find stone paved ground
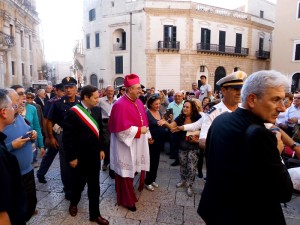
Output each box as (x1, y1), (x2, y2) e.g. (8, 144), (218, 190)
(28, 150), (300, 225)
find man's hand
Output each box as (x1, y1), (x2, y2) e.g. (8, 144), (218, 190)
(171, 126), (183, 133)
(12, 137), (30, 149)
(69, 159), (78, 168)
(100, 151), (105, 160)
(141, 126), (148, 134)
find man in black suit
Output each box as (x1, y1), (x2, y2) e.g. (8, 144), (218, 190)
(44, 85), (55, 104)
(63, 85), (109, 225)
(198, 70), (294, 225)
(34, 89), (46, 112)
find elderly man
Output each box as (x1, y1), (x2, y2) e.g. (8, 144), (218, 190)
(98, 85), (117, 171)
(198, 70), (293, 225)
(0, 90), (27, 225)
(109, 74), (150, 211)
(3, 88), (38, 222)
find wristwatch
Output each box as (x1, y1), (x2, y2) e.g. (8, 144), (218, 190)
(291, 142), (300, 150)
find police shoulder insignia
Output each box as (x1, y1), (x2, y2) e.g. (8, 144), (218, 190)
(207, 106), (216, 115)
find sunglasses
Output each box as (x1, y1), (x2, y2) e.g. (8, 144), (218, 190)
(294, 97), (300, 100)
(17, 91), (25, 96)
(26, 96), (34, 99)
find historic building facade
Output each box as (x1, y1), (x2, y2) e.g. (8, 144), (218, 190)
(81, 0), (274, 91)
(271, 0), (300, 92)
(0, 0), (43, 88)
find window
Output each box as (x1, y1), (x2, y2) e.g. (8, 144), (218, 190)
(115, 56), (123, 74)
(10, 24), (14, 37)
(235, 33), (242, 53)
(260, 10), (264, 18)
(86, 34), (90, 49)
(298, 1), (300, 19)
(29, 35), (32, 50)
(11, 61), (15, 75)
(163, 25), (177, 48)
(294, 42), (300, 61)
(219, 31), (226, 52)
(20, 30), (24, 47)
(259, 37), (264, 53)
(89, 9), (96, 21)
(201, 28), (211, 50)
(95, 32), (100, 47)
(30, 65), (33, 76)
(22, 63), (25, 76)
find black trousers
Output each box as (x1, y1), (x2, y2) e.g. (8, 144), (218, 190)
(70, 160), (101, 219)
(22, 169), (37, 222)
(145, 141), (163, 185)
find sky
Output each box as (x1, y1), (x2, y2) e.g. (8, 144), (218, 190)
(35, 0), (277, 62)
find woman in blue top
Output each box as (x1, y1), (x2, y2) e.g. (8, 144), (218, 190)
(144, 95), (167, 191)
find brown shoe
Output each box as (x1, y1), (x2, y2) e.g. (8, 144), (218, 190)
(90, 216), (109, 225)
(69, 204), (77, 217)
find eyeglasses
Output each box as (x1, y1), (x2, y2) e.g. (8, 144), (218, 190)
(26, 96), (34, 99)
(12, 104), (18, 110)
(17, 92), (25, 96)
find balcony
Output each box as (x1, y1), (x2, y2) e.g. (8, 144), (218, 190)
(0, 31), (15, 49)
(158, 41), (180, 52)
(113, 43), (126, 51)
(255, 50), (270, 60)
(196, 43), (249, 56)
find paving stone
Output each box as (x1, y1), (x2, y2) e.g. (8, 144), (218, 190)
(107, 216), (140, 225)
(37, 192), (65, 209)
(126, 201), (160, 221)
(183, 206), (205, 224)
(157, 204), (184, 224)
(176, 191), (195, 207)
(139, 188), (175, 204)
(100, 197), (128, 217)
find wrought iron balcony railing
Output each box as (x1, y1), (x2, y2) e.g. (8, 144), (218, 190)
(255, 50), (270, 59)
(158, 41), (180, 52)
(196, 43), (249, 56)
(0, 31), (15, 48)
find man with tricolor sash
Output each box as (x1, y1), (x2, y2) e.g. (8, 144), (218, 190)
(63, 85), (109, 225)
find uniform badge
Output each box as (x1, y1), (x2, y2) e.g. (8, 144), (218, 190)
(207, 106), (216, 114)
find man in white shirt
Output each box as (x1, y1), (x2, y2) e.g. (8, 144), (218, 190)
(98, 85), (116, 171)
(199, 75), (212, 102)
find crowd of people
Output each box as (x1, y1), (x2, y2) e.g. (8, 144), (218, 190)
(1, 69), (300, 225)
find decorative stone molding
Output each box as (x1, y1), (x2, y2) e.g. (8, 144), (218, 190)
(160, 18), (176, 26)
(198, 21), (211, 29)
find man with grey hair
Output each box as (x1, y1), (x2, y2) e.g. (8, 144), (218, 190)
(97, 85), (116, 171)
(198, 70), (294, 225)
(34, 88), (46, 111)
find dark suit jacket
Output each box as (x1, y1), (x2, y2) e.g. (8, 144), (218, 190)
(62, 103), (104, 164)
(34, 97), (44, 112)
(44, 92), (55, 104)
(198, 107), (293, 225)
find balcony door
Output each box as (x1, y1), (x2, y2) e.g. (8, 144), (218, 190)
(235, 33), (242, 53)
(201, 28), (211, 50)
(164, 25), (177, 48)
(219, 31), (226, 52)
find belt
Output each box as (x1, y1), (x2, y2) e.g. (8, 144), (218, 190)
(102, 118), (109, 123)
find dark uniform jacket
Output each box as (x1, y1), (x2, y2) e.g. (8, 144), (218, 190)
(0, 132), (27, 225)
(62, 103), (105, 164)
(198, 107), (293, 225)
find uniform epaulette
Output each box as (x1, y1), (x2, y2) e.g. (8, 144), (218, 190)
(207, 106), (216, 115)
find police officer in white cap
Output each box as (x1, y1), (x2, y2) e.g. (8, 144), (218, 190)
(178, 71), (247, 150)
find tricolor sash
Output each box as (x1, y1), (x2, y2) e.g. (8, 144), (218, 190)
(71, 104), (99, 138)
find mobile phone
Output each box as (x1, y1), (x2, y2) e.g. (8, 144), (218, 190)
(22, 132), (33, 139)
(166, 108), (173, 117)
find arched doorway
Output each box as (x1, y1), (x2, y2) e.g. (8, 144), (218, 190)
(90, 74), (98, 88)
(214, 66), (226, 92)
(292, 73), (300, 93)
(114, 77), (125, 88)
